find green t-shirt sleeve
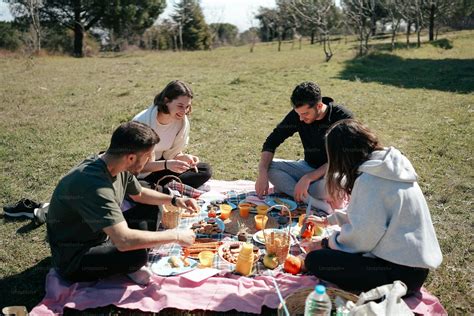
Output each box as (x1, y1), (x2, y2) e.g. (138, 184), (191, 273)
(76, 186), (125, 232)
(126, 173), (142, 196)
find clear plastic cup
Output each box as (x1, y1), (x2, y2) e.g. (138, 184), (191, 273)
(198, 251), (214, 268)
(256, 205), (269, 215)
(254, 215), (268, 230)
(239, 203), (251, 218)
(219, 204), (232, 220)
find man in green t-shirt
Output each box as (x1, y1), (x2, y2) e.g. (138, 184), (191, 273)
(47, 121), (198, 284)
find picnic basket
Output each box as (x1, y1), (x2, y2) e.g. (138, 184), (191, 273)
(262, 205), (292, 264)
(277, 286), (358, 315)
(155, 175), (183, 229)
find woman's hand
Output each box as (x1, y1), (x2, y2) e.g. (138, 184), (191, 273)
(300, 238), (324, 253)
(166, 159), (191, 173)
(175, 154), (199, 170)
(306, 215), (329, 228)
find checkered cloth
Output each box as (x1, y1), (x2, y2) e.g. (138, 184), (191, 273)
(165, 180), (206, 198)
(148, 200), (306, 275)
(225, 191), (330, 217)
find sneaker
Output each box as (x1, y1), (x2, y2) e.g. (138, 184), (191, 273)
(33, 203), (50, 226)
(3, 198), (42, 219)
(127, 265), (153, 285)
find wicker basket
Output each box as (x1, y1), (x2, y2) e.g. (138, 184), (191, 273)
(156, 175), (183, 229)
(277, 287), (358, 316)
(262, 205), (292, 264)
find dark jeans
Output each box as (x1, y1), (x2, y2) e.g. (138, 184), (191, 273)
(66, 203), (160, 282)
(305, 249), (429, 295)
(143, 162), (212, 189)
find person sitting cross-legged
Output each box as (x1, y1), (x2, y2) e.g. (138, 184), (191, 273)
(255, 81), (353, 211)
(47, 121), (197, 284)
(303, 119), (442, 295)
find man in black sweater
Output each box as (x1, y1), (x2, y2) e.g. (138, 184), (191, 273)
(255, 82), (353, 210)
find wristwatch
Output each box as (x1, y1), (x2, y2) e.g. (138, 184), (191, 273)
(171, 196), (177, 206)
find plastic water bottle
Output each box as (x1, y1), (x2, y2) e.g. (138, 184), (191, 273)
(304, 284), (332, 316)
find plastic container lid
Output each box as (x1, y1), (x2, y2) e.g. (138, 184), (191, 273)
(315, 284), (326, 295)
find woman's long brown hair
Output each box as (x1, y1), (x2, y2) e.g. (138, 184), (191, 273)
(325, 119), (383, 201)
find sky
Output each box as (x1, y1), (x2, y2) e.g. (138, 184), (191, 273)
(0, 0), (277, 31)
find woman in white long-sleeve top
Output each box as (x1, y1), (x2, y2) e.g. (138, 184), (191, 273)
(133, 80), (212, 189)
(304, 119), (442, 295)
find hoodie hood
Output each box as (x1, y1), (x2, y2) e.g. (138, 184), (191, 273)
(358, 147), (418, 182)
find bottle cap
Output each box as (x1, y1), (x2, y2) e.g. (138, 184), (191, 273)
(315, 284), (326, 295)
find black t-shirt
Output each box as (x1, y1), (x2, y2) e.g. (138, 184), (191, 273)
(262, 97), (353, 168)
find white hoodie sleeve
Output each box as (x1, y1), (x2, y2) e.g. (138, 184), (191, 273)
(328, 174), (389, 253)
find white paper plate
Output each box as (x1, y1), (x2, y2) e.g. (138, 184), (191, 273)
(218, 241), (261, 265)
(253, 229), (296, 245)
(151, 256), (198, 276)
(264, 197), (297, 211)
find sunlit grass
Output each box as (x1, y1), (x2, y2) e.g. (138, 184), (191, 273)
(0, 30), (472, 314)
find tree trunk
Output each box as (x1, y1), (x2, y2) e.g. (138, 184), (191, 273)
(415, 18), (421, 48)
(371, 13), (377, 36)
(323, 36), (333, 62)
(73, 3), (84, 57)
(391, 28), (396, 51)
(406, 21), (411, 48)
(311, 30), (315, 44)
(429, 4), (435, 41)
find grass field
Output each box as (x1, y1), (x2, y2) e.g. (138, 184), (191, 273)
(0, 30), (473, 314)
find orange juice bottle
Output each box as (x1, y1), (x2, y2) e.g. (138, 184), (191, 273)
(235, 243), (254, 276)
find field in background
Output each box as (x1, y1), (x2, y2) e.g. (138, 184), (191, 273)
(0, 31), (472, 314)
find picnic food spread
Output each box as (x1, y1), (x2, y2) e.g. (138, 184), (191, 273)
(153, 196), (323, 278)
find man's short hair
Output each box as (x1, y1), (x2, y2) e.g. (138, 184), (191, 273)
(290, 81), (322, 108)
(106, 121), (159, 156)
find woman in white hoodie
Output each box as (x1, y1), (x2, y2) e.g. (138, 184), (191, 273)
(133, 80), (212, 189)
(304, 119), (442, 294)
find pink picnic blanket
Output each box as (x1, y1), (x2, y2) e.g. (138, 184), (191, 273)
(31, 269), (318, 314)
(31, 180), (447, 315)
(31, 268), (446, 315)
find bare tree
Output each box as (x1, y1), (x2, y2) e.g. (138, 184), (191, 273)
(8, 0), (43, 53)
(425, 0), (458, 41)
(381, 0), (402, 50)
(246, 12), (259, 52)
(287, 0), (338, 61)
(342, 0), (376, 56)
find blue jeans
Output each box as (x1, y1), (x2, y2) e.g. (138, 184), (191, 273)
(268, 159), (328, 201)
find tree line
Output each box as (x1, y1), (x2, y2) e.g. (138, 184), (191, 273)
(0, 0), (472, 58)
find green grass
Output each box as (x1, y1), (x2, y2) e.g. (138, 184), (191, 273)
(0, 30), (473, 314)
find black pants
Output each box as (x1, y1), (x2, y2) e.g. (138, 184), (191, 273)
(143, 162), (212, 189)
(305, 249), (429, 295)
(65, 203), (160, 282)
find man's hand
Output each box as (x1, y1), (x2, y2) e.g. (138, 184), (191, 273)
(294, 176), (311, 202)
(175, 229), (196, 247)
(176, 197), (199, 213)
(255, 172), (270, 198)
(166, 159), (190, 173)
